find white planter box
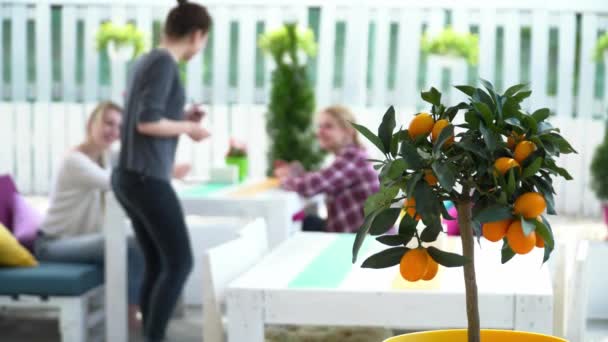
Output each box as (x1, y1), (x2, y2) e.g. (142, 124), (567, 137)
(107, 41), (134, 61)
(427, 54), (468, 69)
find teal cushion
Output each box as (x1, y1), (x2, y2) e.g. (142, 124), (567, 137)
(0, 262), (103, 296)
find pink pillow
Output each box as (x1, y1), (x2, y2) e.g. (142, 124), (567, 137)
(11, 193), (42, 251)
(0, 175), (17, 228)
(443, 206), (460, 236)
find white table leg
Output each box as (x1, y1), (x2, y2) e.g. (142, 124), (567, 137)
(514, 294), (553, 334)
(104, 193), (127, 342)
(226, 289), (265, 342)
(59, 297), (87, 342)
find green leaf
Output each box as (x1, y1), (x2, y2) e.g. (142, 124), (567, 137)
(391, 131), (400, 157)
(521, 216), (537, 236)
(432, 160), (456, 192)
(433, 124), (454, 155)
(421, 87), (442, 106)
(376, 234), (411, 247)
(538, 121), (554, 133)
(546, 161), (574, 180)
(420, 226), (440, 242)
(506, 168), (517, 195)
(474, 102), (493, 126)
(399, 215), (418, 235)
(479, 122), (498, 151)
(464, 110), (481, 129)
(378, 106), (396, 153)
(532, 108), (551, 123)
(351, 122), (385, 154)
(522, 157), (543, 179)
(370, 208), (402, 235)
(352, 211), (379, 263)
(458, 138), (489, 159)
(364, 185), (400, 216)
(548, 133), (578, 154)
(413, 182), (441, 218)
(361, 247), (408, 269)
(521, 115), (538, 134)
(400, 141), (424, 169)
(473, 88), (495, 109)
(501, 239), (516, 264)
(505, 117), (524, 130)
(406, 172), (423, 198)
(512, 90), (532, 103)
(474, 204), (513, 223)
(455, 85), (475, 97)
(427, 246), (469, 267)
(445, 102), (468, 122)
(504, 83), (528, 97)
(535, 217), (554, 249)
(480, 79), (496, 98)
(387, 159), (408, 180)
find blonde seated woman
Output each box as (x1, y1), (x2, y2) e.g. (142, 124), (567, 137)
(34, 102), (148, 328)
(275, 105), (380, 233)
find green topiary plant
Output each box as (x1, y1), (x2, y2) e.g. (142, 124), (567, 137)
(590, 124), (608, 202)
(351, 80), (576, 342)
(594, 32), (608, 62)
(422, 27), (479, 65)
(96, 22), (146, 60)
(259, 23), (324, 174)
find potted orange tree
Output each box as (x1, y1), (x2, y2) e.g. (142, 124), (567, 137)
(225, 139), (248, 182)
(351, 81), (576, 342)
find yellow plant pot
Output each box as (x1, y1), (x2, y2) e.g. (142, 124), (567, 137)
(385, 330), (566, 342)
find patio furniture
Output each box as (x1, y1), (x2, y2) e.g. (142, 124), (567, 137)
(201, 217), (269, 342)
(225, 232), (554, 342)
(0, 263), (104, 342)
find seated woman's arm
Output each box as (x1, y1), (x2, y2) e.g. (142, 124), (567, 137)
(282, 153), (357, 198)
(66, 154), (111, 191)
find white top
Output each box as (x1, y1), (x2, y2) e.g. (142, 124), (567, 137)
(40, 150), (111, 238)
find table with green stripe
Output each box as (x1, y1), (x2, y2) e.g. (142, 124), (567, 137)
(225, 232), (553, 342)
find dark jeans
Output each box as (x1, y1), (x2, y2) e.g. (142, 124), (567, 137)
(302, 214), (327, 232)
(111, 169), (193, 342)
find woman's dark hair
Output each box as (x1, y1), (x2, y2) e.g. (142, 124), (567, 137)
(165, 0), (212, 39)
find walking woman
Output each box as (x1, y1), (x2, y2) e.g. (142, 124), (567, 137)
(111, 1), (212, 341)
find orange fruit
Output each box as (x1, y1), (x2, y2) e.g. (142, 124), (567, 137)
(506, 132), (525, 149)
(514, 141), (537, 163)
(424, 170), (438, 186)
(494, 157), (521, 175)
(482, 219), (512, 242)
(506, 221), (536, 255)
(431, 119), (454, 146)
(513, 192), (546, 219)
(422, 256), (439, 281)
(399, 248), (430, 282)
(403, 198), (421, 221)
(408, 113), (434, 140)
(535, 231), (545, 248)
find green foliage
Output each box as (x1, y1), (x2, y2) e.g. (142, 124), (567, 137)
(594, 32), (608, 62)
(352, 80), (576, 270)
(260, 24), (324, 173)
(421, 27), (479, 65)
(591, 124), (608, 201)
(96, 22), (146, 59)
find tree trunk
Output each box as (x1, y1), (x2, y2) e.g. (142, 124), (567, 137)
(457, 199), (481, 342)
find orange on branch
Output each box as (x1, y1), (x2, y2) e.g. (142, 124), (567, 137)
(408, 113), (434, 140)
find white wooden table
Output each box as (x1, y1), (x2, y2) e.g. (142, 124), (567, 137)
(175, 178), (306, 248)
(104, 179), (308, 342)
(225, 233), (554, 342)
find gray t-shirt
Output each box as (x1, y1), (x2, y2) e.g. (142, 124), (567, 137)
(118, 48), (185, 180)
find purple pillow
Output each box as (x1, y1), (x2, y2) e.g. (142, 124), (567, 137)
(0, 175), (18, 228)
(11, 193), (42, 251)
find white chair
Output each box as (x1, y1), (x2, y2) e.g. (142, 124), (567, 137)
(202, 218), (269, 342)
(565, 240), (590, 342)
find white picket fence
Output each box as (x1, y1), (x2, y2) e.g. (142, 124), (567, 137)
(1, 0), (608, 217)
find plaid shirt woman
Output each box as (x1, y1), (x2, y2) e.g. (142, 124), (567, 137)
(277, 106), (379, 233)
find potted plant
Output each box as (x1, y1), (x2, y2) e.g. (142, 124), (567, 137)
(259, 23), (324, 175)
(594, 32), (608, 66)
(226, 139), (248, 182)
(421, 27), (478, 68)
(591, 124), (608, 227)
(350, 80), (576, 342)
(96, 22), (146, 61)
